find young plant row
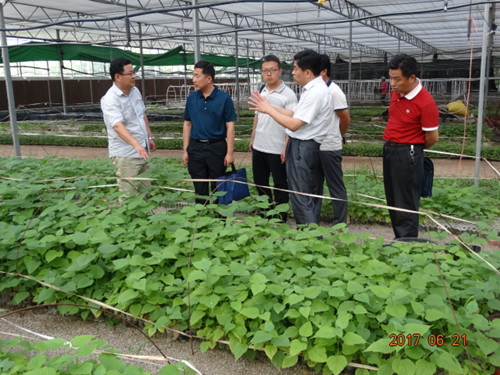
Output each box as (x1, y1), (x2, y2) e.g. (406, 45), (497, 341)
(0, 334), (195, 375)
(0, 157), (499, 374)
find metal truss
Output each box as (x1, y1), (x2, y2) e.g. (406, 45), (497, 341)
(2, 0), (387, 57)
(315, 0), (437, 54)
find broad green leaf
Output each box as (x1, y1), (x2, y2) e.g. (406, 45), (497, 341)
(347, 280), (364, 294)
(385, 303), (407, 318)
(72, 232), (89, 245)
(282, 355), (298, 368)
(409, 274), (427, 289)
(190, 310), (205, 325)
(24, 257), (41, 274)
(307, 345), (327, 363)
(298, 321), (313, 337)
(369, 285), (391, 299)
(27, 353), (47, 369)
(415, 359), (436, 375)
(363, 338), (395, 354)
(477, 336), (498, 355)
(32, 338), (67, 351)
(287, 293), (305, 305)
(265, 344), (277, 360)
(71, 335), (95, 347)
(299, 306), (311, 318)
(67, 253), (97, 272)
(335, 312), (352, 329)
(271, 335), (290, 347)
(229, 340), (248, 360)
(251, 283), (266, 295)
(315, 326), (341, 339)
(116, 289), (138, 305)
(240, 307), (260, 319)
(199, 294), (220, 309)
(392, 358), (415, 375)
(403, 323), (430, 336)
(425, 308), (444, 321)
(431, 351), (464, 374)
(251, 331), (273, 345)
(158, 364), (181, 375)
(326, 355), (348, 375)
(45, 250), (63, 262)
(12, 291), (30, 305)
(289, 339), (308, 356)
(343, 331), (366, 345)
(303, 285), (322, 299)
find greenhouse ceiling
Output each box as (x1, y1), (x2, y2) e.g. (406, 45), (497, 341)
(0, 0), (498, 64)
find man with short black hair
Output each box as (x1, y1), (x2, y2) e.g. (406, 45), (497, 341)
(383, 53), (439, 238)
(101, 57), (155, 194)
(183, 60), (236, 203)
(249, 49), (333, 225)
(250, 55), (297, 221)
(319, 54), (349, 226)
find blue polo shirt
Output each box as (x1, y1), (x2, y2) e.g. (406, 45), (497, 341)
(184, 86), (236, 139)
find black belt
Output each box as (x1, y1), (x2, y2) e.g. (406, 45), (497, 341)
(385, 141), (423, 147)
(191, 138), (225, 144)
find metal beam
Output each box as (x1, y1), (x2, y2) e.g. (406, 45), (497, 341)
(2, 0), (388, 57)
(315, 0), (437, 54)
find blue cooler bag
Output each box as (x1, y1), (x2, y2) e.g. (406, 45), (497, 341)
(216, 164), (250, 204)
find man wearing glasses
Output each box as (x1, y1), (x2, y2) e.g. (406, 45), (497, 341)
(101, 57), (155, 194)
(249, 55), (297, 221)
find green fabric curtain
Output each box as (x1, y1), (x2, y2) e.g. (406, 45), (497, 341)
(0, 42), (263, 68)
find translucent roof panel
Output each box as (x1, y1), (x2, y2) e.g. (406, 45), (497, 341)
(1, 0), (498, 63)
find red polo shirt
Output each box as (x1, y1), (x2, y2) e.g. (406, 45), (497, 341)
(383, 83), (439, 144)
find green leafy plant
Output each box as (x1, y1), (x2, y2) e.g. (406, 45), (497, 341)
(0, 335), (195, 374)
(0, 157), (499, 374)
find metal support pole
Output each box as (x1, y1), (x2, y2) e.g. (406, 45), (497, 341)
(261, 0), (265, 55)
(193, 0), (201, 63)
(246, 40), (250, 96)
(347, 20), (352, 104)
(474, 3), (491, 186)
(235, 15), (240, 119)
(56, 30), (67, 114)
(0, 2), (20, 157)
(139, 23), (146, 102)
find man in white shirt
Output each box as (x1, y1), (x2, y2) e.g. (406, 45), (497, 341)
(319, 54), (350, 225)
(249, 49), (333, 225)
(101, 57), (155, 194)
(250, 55), (297, 221)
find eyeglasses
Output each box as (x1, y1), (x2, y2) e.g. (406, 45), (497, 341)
(260, 68), (280, 75)
(120, 72), (136, 76)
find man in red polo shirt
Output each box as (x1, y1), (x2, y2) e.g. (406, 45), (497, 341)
(383, 54), (439, 239)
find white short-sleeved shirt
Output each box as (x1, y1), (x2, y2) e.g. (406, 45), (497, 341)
(320, 81), (349, 151)
(253, 82), (297, 154)
(101, 84), (148, 158)
(287, 76), (333, 143)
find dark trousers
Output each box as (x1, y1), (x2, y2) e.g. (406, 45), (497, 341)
(187, 140), (227, 204)
(252, 149), (289, 204)
(319, 149), (348, 225)
(286, 138), (323, 225)
(383, 142), (424, 238)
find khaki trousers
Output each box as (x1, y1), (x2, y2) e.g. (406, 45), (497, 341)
(111, 156), (150, 194)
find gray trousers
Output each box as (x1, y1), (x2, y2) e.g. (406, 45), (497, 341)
(320, 149), (348, 225)
(286, 138), (323, 225)
(111, 156), (150, 194)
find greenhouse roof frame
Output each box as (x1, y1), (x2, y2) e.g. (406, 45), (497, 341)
(0, 0), (498, 64)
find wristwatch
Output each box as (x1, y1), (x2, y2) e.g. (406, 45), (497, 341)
(148, 137), (155, 140)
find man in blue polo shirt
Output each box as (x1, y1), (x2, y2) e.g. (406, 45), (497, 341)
(182, 60), (236, 203)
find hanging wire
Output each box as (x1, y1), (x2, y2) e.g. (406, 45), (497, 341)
(125, 0), (131, 47)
